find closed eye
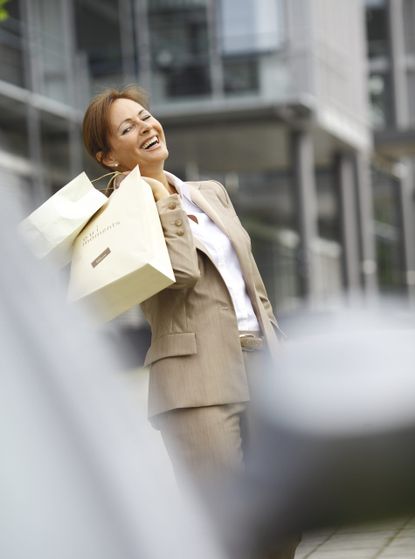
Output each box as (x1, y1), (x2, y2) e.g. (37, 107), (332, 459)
(141, 114), (151, 121)
(121, 124), (133, 135)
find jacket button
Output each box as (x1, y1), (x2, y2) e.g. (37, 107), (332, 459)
(175, 218), (183, 226)
(168, 201), (177, 210)
(177, 229), (184, 236)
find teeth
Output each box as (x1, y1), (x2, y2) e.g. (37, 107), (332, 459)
(142, 136), (159, 149)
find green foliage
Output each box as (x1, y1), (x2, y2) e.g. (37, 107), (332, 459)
(0, 0), (10, 23)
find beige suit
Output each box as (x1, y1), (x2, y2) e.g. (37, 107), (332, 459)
(142, 180), (298, 558)
(141, 179), (281, 419)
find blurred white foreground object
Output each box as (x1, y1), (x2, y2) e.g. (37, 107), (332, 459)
(206, 305), (415, 559)
(0, 194), (225, 559)
(265, 312), (415, 435)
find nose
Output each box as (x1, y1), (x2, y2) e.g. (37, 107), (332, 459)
(139, 118), (151, 134)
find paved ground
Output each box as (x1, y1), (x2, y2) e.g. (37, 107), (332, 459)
(129, 368), (415, 559)
(295, 518), (415, 558)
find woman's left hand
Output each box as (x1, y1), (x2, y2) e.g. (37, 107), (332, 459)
(141, 176), (172, 202)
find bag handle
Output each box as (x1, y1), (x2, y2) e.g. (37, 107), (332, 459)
(91, 171), (123, 196)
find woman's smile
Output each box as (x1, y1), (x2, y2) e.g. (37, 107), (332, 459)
(140, 135), (161, 151)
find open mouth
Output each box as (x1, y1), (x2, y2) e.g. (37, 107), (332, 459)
(141, 136), (160, 150)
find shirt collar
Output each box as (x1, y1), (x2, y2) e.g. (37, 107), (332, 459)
(164, 170), (192, 202)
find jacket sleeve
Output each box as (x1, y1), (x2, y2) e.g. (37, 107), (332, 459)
(156, 194), (200, 289)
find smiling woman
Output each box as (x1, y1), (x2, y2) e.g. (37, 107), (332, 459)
(82, 86), (173, 198)
(82, 85), (298, 559)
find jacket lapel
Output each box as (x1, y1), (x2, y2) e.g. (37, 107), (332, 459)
(186, 182), (252, 291)
(186, 183), (229, 236)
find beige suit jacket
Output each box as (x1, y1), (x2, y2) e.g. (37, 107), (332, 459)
(141, 180), (280, 418)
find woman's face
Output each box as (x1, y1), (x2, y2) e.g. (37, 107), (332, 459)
(101, 98), (169, 175)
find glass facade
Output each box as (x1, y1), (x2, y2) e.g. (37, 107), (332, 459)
(74, 0), (124, 98)
(236, 170), (299, 309)
(149, 0), (212, 99)
(403, 0), (415, 55)
(366, 0), (389, 59)
(31, 0), (70, 103)
(315, 168), (341, 243)
(148, 0), (285, 102)
(372, 167), (405, 292)
(365, 0), (393, 129)
(219, 0), (284, 54)
(0, 0), (25, 87)
(368, 72), (393, 128)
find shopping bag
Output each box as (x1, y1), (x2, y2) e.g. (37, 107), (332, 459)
(68, 166), (175, 322)
(19, 172), (107, 267)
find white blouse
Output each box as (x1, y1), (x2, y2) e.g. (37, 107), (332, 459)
(164, 171), (260, 332)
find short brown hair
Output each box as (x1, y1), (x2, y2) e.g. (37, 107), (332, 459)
(82, 85), (149, 170)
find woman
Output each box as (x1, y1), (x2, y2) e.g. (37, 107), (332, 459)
(83, 86), (297, 559)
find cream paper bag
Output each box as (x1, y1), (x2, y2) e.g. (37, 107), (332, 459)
(68, 166), (175, 322)
(19, 172), (107, 267)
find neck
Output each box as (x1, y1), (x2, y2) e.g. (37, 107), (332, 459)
(147, 169), (176, 195)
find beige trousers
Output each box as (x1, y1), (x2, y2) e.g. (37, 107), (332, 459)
(156, 346), (298, 559)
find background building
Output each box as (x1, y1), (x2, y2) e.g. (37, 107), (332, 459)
(1, 0), (414, 318)
(366, 0), (415, 299)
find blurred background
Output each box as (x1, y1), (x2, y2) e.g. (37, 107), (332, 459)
(1, 0), (415, 326)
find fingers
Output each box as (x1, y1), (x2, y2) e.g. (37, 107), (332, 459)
(141, 176), (171, 201)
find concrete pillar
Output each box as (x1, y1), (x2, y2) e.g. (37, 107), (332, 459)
(388, 0), (409, 128)
(396, 160), (415, 302)
(135, 0), (152, 90)
(62, 0), (83, 177)
(21, 0), (47, 203)
(206, 0), (224, 98)
(354, 152), (378, 295)
(291, 129), (319, 303)
(119, 0), (137, 83)
(336, 152), (361, 293)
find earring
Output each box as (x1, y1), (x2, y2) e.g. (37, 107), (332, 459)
(112, 163), (119, 168)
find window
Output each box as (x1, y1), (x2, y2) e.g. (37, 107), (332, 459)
(219, 0), (284, 55)
(372, 167), (405, 292)
(74, 0), (124, 92)
(365, 0), (389, 59)
(368, 72), (393, 128)
(0, 0), (25, 87)
(149, 3), (211, 99)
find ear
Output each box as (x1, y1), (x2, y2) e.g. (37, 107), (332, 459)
(97, 151), (117, 168)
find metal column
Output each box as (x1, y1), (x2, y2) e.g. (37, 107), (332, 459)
(291, 129), (319, 304)
(354, 152), (378, 295)
(336, 152), (361, 294)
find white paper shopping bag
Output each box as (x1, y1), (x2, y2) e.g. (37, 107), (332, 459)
(19, 172), (107, 267)
(68, 166), (175, 322)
